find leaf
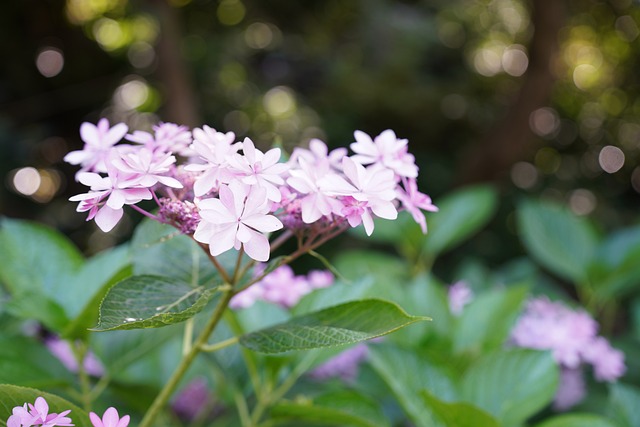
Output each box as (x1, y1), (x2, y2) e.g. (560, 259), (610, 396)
(607, 382), (640, 427)
(239, 299), (429, 353)
(453, 285), (528, 355)
(422, 185), (498, 257)
(131, 218), (220, 286)
(0, 336), (74, 388)
(92, 275), (219, 331)
(461, 349), (558, 426)
(368, 344), (458, 427)
(517, 200), (599, 283)
(332, 250), (408, 287)
(534, 414), (616, 427)
(272, 390), (390, 427)
(0, 385), (92, 427)
(420, 390), (501, 427)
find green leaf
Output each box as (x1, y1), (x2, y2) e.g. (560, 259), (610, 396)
(422, 185), (498, 257)
(333, 250), (408, 286)
(608, 382), (640, 427)
(0, 336), (73, 388)
(0, 385), (91, 427)
(92, 275), (219, 331)
(272, 390), (390, 427)
(239, 299), (429, 353)
(368, 344), (458, 427)
(453, 285), (528, 355)
(534, 414), (616, 427)
(461, 349), (558, 426)
(131, 219), (220, 286)
(420, 390), (501, 427)
(517, 200), (599, 283)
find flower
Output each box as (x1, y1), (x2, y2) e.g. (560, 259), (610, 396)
(7, 397), (73, 427)
(89, 408), (130, 427)
(185, 125), (238, 196)
(64, 119), (128, 174)
(109, 147), (182, 189)
(396, 177), (438, 233)
(193, 181), (283, 262)
(447, 281), (473, 316)
(309, 343), (369, 382)
(553, 368), (586, 411)
(350, 129), (418, 178)
(45, 336), (104, 377)
(172, 377), (212, 421)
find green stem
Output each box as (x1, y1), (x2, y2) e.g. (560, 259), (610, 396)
(200, 336), (239, 352)
(138, 288), (235, 427)
(72, 340), (92, 411)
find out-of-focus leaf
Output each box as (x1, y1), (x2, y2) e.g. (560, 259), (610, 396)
(422, 185), (498, 257)
(333, 250), (408, 288)
(517, 200), (598, 283)
(239, 299), (429, 353)
(607, 382), (640, 427)
(368, 344), (458, 427)
(533, 414), (616, 427)
(420, 390), (501, 427)
(0, 385), (91, 427)
(461, 349), (558, 426)
(5, 290), (69, 333)
(93, 275), (218, 331)
(453, 285), (528, 355)
(272, 390), (390, 427)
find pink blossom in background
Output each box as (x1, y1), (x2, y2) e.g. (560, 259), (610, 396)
(510, 296), (626, 409)
(89, 407), (130, 427)
(309, 343), (369, 383)
(447, 281), (474, 316)
(553, 368), (586, 411)
(171, 377), (212, 421)
(45, 336), (105, 377)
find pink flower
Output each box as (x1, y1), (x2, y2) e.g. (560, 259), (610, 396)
(309, 343), (369, 383)
(447, 281), (473, 316)
(89, 408), (130, 427)
(582, 337), (626, 382)
(45, 337), (104, 377)
(396, 177), (438, 233)
(172, 378), (212, 421)
(185, 125), (238, 196)
(110, 147), (182, 189)
(350, 129), (418, 178)
(228, 138), (289, 202)
(193, 182), (283, 262)
(553, 368), (586, 411)
(290, 138), (347, 169)
(126, 122), (192, 156)
(7, 397), (73, 427)
(64, 119), (128, 174)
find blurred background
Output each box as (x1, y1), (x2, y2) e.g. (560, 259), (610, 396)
(1, 0), (639, 269)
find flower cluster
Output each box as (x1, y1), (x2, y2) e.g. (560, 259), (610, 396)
(447, 281), (474, 316)
(230, 264), (334, 309)
(510, 297), (626, 409)
(67, 120), (436, 262)
(6, 398), (128, 427)
(308, 343), (370, 383)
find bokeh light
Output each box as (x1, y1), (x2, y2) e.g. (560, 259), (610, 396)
(568, 188), (596, 216)
(598, 145), (625, 173)
(35, 47), (64, 78)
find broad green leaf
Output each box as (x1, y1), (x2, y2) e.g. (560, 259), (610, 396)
(132, 219), (220, 286)
(422, 185), (498, 256)
(453, 285), (528, 355)
(517, 200), (598, 283)
(0, 336), (73, 388)
(62, 265), (132, 339)
(368, 344), (458, 427)
(534, 414), (616, 427)
(608, 383), (640, 427)
(588, 225), (640, 298)
(239, 299), (429, 353)
(461, 349), (558, 426)
(421, 390), (501, 427)
(5, 289), (69, 332)
(272, 390), (390, 427)
(93, 275), (219, 331)
(0, 385), (91, 427)
(333, 250), (408, 288)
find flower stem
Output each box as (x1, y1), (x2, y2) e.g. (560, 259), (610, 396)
(199, 336), (239, 352)
(138, 288), (235, 427)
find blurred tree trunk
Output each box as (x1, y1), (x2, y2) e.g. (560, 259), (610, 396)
(456, 0), (566, 185)
(153, 0), (201, 127)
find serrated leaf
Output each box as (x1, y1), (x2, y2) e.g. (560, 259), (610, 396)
(368, 344), (458, 427)
(423, 185), (498, 256)
(461, 349), (558, 426)
(534, 414), (616, 427)
(93, 275), (219, 331)
(272, 390), (389, 427)
(239, 299), (429, 353)
(517, 200), (598, 283)
(0, 385), (91, 427)
(420, 390), (501, 427)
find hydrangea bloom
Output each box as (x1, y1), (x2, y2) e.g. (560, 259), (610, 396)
(45, 336), (104, 377)
(7, 397), (73, 427)
(309, 343), (369, 383)
(67, 120), (435, 262)
(510, 297), (626, 409)
(172, 377), (213, 421)
(447, 281), (474, 316)
(89, 407), (130, 427)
